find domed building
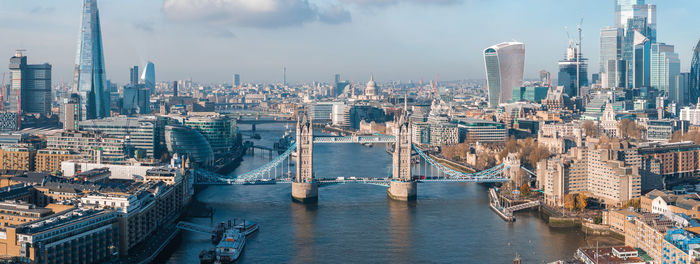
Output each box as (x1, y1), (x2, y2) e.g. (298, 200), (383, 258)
(365, 74), (378, 96)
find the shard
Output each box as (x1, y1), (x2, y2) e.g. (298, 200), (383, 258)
(72, 0), (109, 120)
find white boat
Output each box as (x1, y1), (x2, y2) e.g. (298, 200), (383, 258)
(233, 219), (259, 236)
(215, 230), (246, 264)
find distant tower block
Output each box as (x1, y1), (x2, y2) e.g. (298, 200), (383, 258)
(388, 112), (416, 201)
(292, 114), (318, 203)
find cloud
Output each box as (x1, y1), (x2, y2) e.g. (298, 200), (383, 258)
(340, 0), (463, 7)
(30, 6), (55, 14)
(133, 21), (155, 33)
(162, 0), (351, 28)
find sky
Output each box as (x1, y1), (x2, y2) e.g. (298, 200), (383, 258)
(0, 0), (698, 85)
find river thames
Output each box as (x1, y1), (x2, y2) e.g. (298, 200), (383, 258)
(163, 123), (592, 263)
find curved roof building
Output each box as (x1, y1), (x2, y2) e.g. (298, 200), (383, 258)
(165, 125), (214, 167)
(483, 42), (525, 108)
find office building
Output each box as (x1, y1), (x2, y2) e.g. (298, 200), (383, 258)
(79, 116), (158, 159)
(680, 103), (700, 125)
(61, 93), (81, 130)
(690, 39), (700, 105)
(600, 27), (623, 75)
(140, 61), (155, 93)
(72, 0), (110, 120)
(454, 118), (507, 144)
(428, 123), (459, 146)
(0, 208), (118, 263)
(122, 85), (150, 115)
(673, 73), (690, 106)
(617, 0), (656, 89)
(511, 86), (548, 103)
(46, 130), (126, 163)
(233, 74), (240, 87)
(35, 149), (79, 173)
(558, 42), (588, 97)
(184, 115), (237, 154)
(310, 102), (334, 123)
(129, 66), (139, 86)
(0, 146), (36, 171)
(8, 51), (52, 116)
(483, 42), (525, 108)
(164, 125), (214, 166)
(638, 142), (700, 179)
(646, 119), (688, 142)
(650, 43), (680, 101)
(632, 31), (651, 89)
(331, 103), (350, 127)
(172, 81), (178, 97)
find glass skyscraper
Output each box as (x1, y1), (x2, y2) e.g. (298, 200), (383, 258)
(483, 42), (525, 108)
(140, 61), (156, 93)
(72, 0), (110, 120)
(599, 27), (623, 88)
(616, 1), (656, 89)
(650, 43), (680, 101)
(691, 39), (700, 105)
(9, 50), (52, 116)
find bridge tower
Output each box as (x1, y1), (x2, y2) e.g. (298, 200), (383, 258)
(504, 153), (523, 190)
(388, 113), (417, 201)
(292, 114), (318, 203)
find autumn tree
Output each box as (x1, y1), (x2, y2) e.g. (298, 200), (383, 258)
(671, 130), (700, 145)
(621, 198), (641, 210)
(582, 120), (600, 138)
(520, 183), (531, 197)
(576, 193), (588, 211)
(564, 194), (576, 211)
(618, 119), (644, 140)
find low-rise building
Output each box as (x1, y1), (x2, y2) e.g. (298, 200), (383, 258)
(35, 149), (78, 173)
(576, 246), (646, 264)
(0, 208), (118, 263)
(0, 146), (36, 171)
(624, 213), (674, 262)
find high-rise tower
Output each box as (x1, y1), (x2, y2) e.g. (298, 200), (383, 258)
(690, 39), (700, 105)
(140, 61), (155, 93)
(72, 0), (109, 120)
(483, 42), (525, 108)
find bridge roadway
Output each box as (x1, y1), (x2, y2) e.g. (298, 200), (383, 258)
(194, 176), (509, 186)
(312, 135), (396, 144)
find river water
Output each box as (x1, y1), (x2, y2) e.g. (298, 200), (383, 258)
(164, 123), (591, 263)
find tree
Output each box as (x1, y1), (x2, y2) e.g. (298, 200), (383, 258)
(564, 194), (576, 211)
(671, 130), (700, 145)
(618, 119), (643, 140)
(621, 198), (641, 210)
(582, 120), (599, 138)
(520, 183), (531, 197)
(527, 146), (550, 168)
(576, 193), (587, 211)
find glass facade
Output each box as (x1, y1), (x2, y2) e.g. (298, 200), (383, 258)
(72, 0), (110, 120)
(165, 125), (214, 166)
(483, 42), (525, 108)
(184, 116), (237, 155)
(650, 43), (680, 101)
(512, 86), (549, 103)
(690, 39), (700, 105)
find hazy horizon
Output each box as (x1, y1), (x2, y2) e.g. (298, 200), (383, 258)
(1, 0), (699, 85)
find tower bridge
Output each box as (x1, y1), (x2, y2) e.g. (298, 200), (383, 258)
(193, 112), (518, 203)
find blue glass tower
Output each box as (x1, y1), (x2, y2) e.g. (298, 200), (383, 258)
(72, 0), (109, 120)
(691, 39), (700, 105)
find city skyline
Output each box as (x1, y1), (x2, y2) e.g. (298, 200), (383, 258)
(1, 0), (699, 84)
